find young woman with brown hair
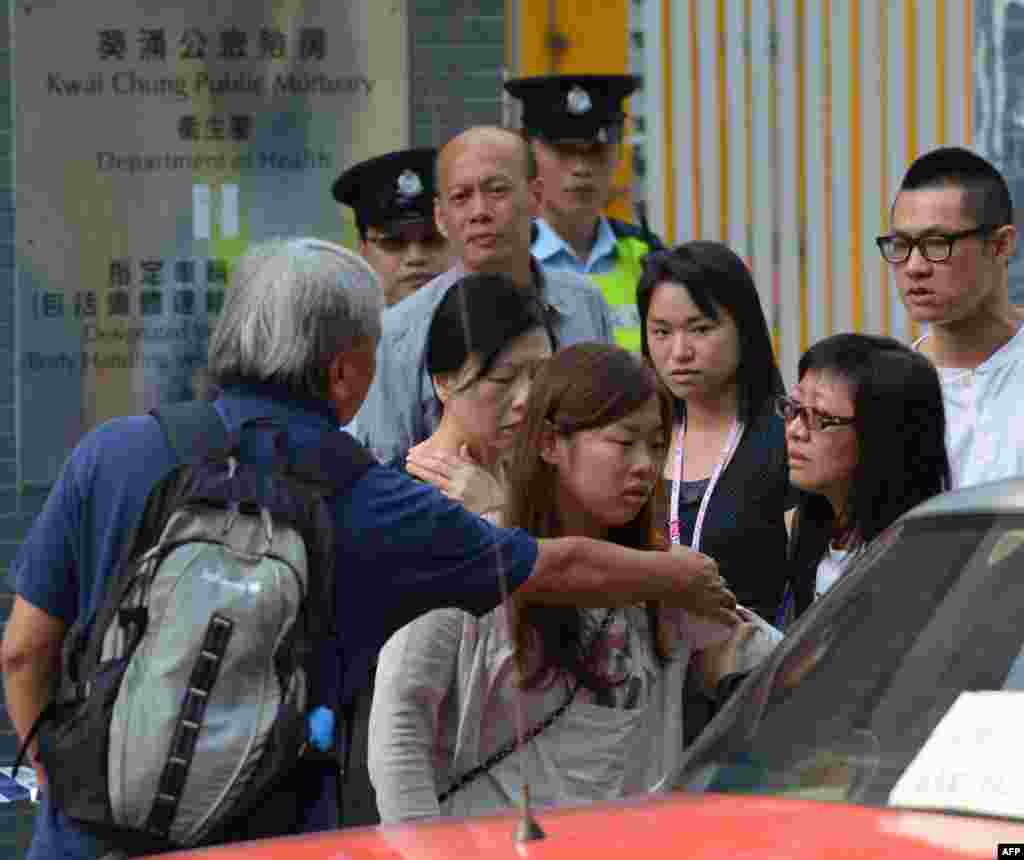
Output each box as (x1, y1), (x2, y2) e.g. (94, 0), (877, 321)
(368, 343), (746, 823)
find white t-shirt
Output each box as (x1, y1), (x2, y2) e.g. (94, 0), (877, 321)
(814, 545), (851, 601)
(918, 325), (1024, 489)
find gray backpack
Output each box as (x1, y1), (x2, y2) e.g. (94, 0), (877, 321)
(16, 403), (373, 854)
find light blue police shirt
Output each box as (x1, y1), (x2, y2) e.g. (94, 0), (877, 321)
(532, 215), (619, 276)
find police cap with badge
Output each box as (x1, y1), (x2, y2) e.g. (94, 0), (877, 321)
(332, 147), (438, 233)
(504, 74), (640, 144)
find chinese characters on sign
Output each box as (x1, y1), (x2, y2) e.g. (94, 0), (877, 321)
(17, 0), (395, 483)
(178, 114), (253, 142)
(98, 27), (328, 61)
(55, 27), (365, 141)
(30, 259), (230, 321)
(91, 26), (331, 142)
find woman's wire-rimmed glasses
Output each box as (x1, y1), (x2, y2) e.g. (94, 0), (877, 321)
(775, 395), (856, 432)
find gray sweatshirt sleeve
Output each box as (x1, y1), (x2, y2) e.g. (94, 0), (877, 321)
(368, 608), (466, 823)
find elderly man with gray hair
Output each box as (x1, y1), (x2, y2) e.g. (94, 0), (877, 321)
(2, 238), (734, 860)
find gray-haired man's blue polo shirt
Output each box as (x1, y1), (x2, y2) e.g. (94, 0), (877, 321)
(349, 260), (616, 463)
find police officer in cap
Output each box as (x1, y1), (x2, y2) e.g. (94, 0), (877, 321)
(504, 74), (663, 351)
(333, 148), (453, 306)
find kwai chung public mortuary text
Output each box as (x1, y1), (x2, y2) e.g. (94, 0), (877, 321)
(46, 70), (375, 98)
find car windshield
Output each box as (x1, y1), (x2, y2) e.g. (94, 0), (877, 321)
(672, 512), (1024, 821)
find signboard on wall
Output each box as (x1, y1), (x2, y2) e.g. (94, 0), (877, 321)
(14, 0), (407, 486)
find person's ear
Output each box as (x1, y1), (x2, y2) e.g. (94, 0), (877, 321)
(434, 197), (449, 240)
(527, 175), (544, 217)
(993, 223), (1018, 262)
(327, 352), (356, 404)
(325, 338), (377, 424)
(538, 419), (562, 466)
(432, 372), (453, 406)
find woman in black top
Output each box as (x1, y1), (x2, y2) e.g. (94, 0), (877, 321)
(697, 333), (951, 711)
(637, 241), (793, 624)
(783, 333), (951, 618)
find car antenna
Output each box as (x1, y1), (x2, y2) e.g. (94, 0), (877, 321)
(495, 546), (546, 842)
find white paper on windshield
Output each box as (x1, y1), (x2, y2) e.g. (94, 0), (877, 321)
(889, 691), (1024, 819)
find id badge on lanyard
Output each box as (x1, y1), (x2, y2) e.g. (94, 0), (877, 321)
(668, 418), (745, 552)
(668, 416), (746, 650)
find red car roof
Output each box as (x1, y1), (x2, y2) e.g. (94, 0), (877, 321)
(161, 793), (1024, 859)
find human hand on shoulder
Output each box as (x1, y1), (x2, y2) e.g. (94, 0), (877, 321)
(405, 443), (505, 516)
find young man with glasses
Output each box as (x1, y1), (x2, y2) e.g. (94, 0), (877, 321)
(877, 146), (1021, 488)
(333, 148), (453, 307)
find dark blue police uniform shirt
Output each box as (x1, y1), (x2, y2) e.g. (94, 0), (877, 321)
(10, 383), (538, 859)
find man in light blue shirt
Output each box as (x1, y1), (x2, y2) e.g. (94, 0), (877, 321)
(349, 126), (615, 463)
(532, 214), (621, 276)
(505, 75), (663, 351)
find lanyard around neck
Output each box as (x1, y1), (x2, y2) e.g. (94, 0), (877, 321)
(668, 416), (745, 552)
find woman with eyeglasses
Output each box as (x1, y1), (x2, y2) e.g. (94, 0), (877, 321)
(781, 333), (951, 617)
(637, 241), (794, 626)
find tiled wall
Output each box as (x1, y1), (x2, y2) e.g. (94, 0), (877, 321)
(409, 0), (505, 147)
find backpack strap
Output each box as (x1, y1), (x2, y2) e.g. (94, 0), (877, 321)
(151, 400), (230, 462)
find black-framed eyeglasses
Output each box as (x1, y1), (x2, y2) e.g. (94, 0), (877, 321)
(875, 225), (999, 264)
(775, 395), (856, 433)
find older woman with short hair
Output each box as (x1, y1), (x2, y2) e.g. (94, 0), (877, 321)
(783, 333), (951, 616)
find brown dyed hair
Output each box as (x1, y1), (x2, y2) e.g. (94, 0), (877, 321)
(505, 342), (675, 692)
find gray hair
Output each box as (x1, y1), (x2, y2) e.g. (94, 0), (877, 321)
(208, 237), (383, 400)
